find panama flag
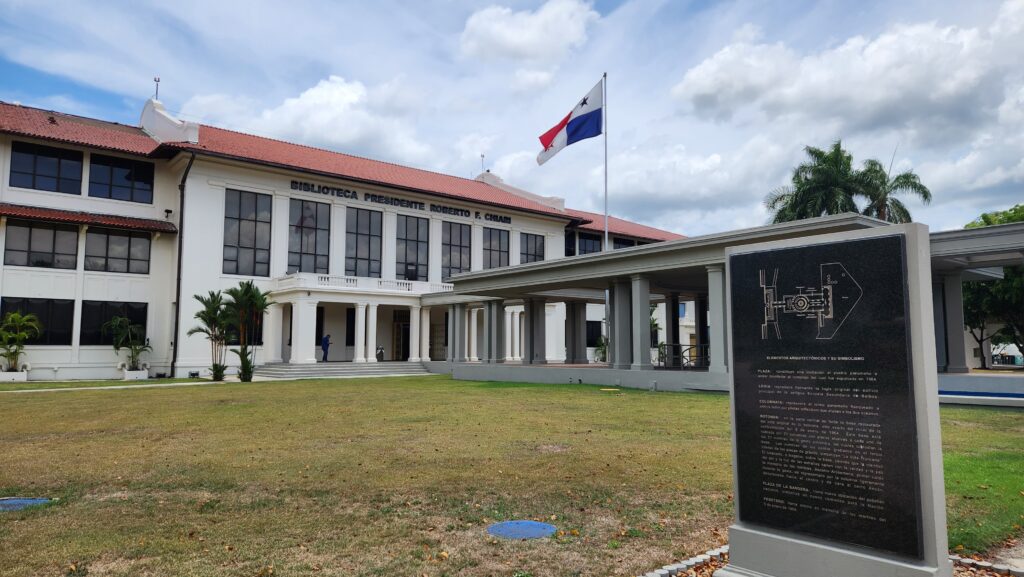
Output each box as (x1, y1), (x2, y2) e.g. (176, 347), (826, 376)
(536, 79), (604, 165)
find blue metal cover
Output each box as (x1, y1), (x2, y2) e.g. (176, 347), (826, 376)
(487, 520), (557, 540)
(0, 497), (51, 511)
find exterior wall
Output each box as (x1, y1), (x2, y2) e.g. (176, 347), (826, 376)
(0, 135), (180, 380)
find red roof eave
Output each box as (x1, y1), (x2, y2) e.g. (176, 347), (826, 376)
(0, 203), (178, 234)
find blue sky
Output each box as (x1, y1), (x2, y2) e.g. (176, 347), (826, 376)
(1, 0), (1022, 236)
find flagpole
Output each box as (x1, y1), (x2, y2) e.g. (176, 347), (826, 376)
(603, 71), (608, 252)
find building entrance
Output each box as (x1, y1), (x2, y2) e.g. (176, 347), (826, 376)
(392, 310), (410, 361)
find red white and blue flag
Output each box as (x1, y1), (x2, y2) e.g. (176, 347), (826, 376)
(536, 79), (604, 165)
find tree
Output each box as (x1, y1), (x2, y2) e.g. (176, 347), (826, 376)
(859, 159), (932, 223)
(224, 280), (273, 382)
(964, 204), (1024, 355)
(0, 311), (43, 372)
(188, 291), (229, 381)
(766, 140), (865, 223)
(102, 316), (152, 372)
(962, 282), (994, 369)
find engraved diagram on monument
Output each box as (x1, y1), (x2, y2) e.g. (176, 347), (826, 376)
(759, 263), (864, 340)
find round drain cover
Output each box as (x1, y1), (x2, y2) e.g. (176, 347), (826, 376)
(487, 520), (557, 540)
(0, 498), (51, 512)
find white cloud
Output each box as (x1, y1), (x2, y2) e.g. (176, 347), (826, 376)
(513, 68), (556, 91)
(459, 0), (599, 62)
(181, 76), (432, 165)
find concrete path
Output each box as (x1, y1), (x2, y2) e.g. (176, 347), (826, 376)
(0, 380), (216, 394)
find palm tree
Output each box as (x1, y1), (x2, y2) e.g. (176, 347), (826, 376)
(102, 316), (152, 372)
(188, 291), (229, 381)
(766, 140), (866, 223)
(859, 159), (931, 223)
(0, 311), (43, 372)
(224, 280), (273, 382)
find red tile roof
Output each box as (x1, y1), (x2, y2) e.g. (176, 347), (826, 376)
(0, 102), (159, 156)
(564, 208), (685, 242)
(165, 125), (578, 221)
(0, 203), (178, 233)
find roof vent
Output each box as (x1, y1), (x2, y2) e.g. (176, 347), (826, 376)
(474, 171), (566, 211)
(47, 116), (57, 125)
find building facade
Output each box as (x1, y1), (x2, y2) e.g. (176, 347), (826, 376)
(0, 99), (682, 380)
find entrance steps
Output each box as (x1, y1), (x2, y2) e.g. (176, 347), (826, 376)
(253, 361), (433, 380)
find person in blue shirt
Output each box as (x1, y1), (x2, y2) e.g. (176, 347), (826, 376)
(321, 334), (332, 362)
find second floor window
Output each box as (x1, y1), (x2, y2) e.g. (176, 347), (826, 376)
(397, 214), (429, 281)
(579, 232), (602, 255)
(442, 221), (471, 279)
(288, 199), (330, 274)
(564, 230), (577, 257)
(10, 141), (82, 194)
(520, 232), (545, 263)
(88, 154), (155, 204)
(85, 228), (151, 274)
(345, 207), (382, 278)
(223, 189), (272, 277)
(3, 219), (78, 269)
(483, 228), (509, 269)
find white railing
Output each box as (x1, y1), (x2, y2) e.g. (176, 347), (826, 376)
(274, 273), (452, 294)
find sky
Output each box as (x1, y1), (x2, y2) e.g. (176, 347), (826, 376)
(1, 0), (1022, 237)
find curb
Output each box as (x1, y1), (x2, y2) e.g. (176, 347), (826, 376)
(949, 554), (1024, 576)
(638, 545), (729, 577)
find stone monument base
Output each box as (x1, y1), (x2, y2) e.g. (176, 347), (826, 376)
(714, 525), (952, 577)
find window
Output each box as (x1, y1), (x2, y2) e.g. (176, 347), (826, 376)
(288, 199), (330, 274)
(79, 301), (147, 346)
(345, 307), (355, 346)
(586, 320), (602, 348)
(396, 215), (429, 281)
(223, 189), (272, 276)
(4, 219), (78, 269)
(483, 227), (509, 269)
(0, 298), (73, 345)
(84, 228), (150, 274)
(345, 207), (382, 278)
(564, 230), (576, 257)
(442, 221), (471, 279)
(579, 232), (602, 255)
(9, 141), (82, 194)
(520, 232), (545, 263)
(88, 154), (154, 203)
(613, 237), (636, 250)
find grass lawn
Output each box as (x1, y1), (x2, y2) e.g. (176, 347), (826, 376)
(0, 375), (1021, 577)
(0, 378), (198, 393)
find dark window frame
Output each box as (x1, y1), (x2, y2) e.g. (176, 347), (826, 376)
(288, 198), (330, 274)
(0, 297), (74, 346)
(586, 320), (602, 348)
(345, 307), (356, 346)
(396, 214), (429, 281)
(345, 207), (382, 278)
(79, 300), (148, 346)
(564, 229), (577, 257)
(9, 141), (83, 195)
(223, 189), (272, 277)
(84, 228), (151, 274)
(578, 232), (602, 255)
(88, 154), (154, 204)
(441, 221), (471, 280)
(3, 219), (78, 270)
(520, 232), (545, 263)
(482, 227), (509, 270)
(613, 237), (636, 250)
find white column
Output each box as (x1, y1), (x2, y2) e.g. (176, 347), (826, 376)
(468, 307), (479, 361)
(271, 195), (290, 277)
(471, 223), (484, 271)
(264, 303), (284, 363)
(509, 230), (521, 266)
(630, 274), (652, 370)
(942, 272), (969, 373)
(420, 306), (431, 361)
(382, 211), (397, 280)
(510, 310), (520, 360)
(290, 299), (319, 364)
(453, 303), (468, 362)
(504, 306), (513, 361)
(409, 305), (421, 362)
(707, 264), (728, 373)
(330, 203), (347, 276)
(353, 303), (367, 362)
(366, 303), (378, 362)
(428, 219), (443, 284)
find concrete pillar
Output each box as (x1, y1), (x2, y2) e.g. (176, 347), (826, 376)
(290, 299), (319, 364)
(667, 293), (681, 368)
(468, 307), (479, 361)
(330, 203), (347, 276)
(446, 305), (455, 362)
(420, 306), (431, 361)
(706, 264), (727, 374)
(942, 272), (969, 373)
(471, 223), (484, 271)
(606, 287), (614, 366)
(565, 302), (588, 364)
(366, 303), (378, 363)
(510, 310), (520, 360)
(630, 274), (653, 370)
(612, 280), (632, 369)
(409, 305), (421, 362)
(504, 306), (514, 361)
(264, 303), (284, 363)
(428, 219), (443, 284)
(354, 305), (366, 362)
(523, 299), (547, 364)
(482, 300), (505, 363)
(382, 211), (397, 280)
(453, 303), (468, 362)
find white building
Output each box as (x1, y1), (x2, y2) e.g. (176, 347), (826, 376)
(0, 99), (683, 380)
